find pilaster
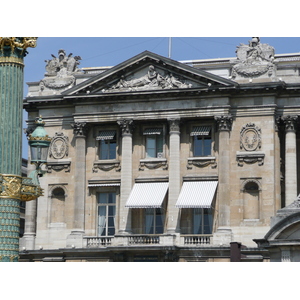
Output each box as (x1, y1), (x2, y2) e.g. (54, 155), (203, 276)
(282, 115), (298, 206)
(214, 115), (233, 245)
(117, 119), (134, 234)
(67, 122), (89, 247)
(167, 118), (181, 233)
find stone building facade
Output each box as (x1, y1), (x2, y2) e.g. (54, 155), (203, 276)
(20, 38), (300, 262)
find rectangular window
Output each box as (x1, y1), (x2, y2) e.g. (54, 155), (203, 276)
(144, 208), (164, 234)
(144, 128), (163, 158)
(180, 208), (213, 234)
(97, 130), (117, 160)
(193, 208), (213, 234)
(97, 192), (116, 236)
(191, 126), (212, 157)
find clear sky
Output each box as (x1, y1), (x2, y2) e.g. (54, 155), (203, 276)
(21, 37), (300, 157)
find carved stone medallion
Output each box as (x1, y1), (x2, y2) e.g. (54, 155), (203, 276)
(49, 132), (69, 159)
(240, 123), (261, 151)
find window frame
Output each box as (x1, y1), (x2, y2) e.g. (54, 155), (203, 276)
(189, 124), (214, 157)
(96, 128), (118, 161)
(97, 191), (117, 237)
(143, 126), (165, 159)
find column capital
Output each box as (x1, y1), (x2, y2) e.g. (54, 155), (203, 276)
(168, 118), (180, 133)
(71, 122), (89, 138)
(117, 119), (134, 136)
(0, 37), (37, 66)
(215, 115), (233, 131)
(282, 115), (298, 132)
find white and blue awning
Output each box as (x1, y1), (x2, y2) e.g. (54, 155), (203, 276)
(143, 128), (162, 135)
(190, 126), (211, 136)
(96, 130), (116, 140)
(175, 181), (218, 208)
(125, 182), (169, 208)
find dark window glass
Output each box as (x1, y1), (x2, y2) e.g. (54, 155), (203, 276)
(194, 136), (211, 156)
(99, 139), (116, 160)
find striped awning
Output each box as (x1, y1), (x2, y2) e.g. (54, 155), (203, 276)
(125, 182), (169, 208)
(175, 181), (218, 208)
(96, 130), (116, 140)
(190, 126), (211, 136)
(143, 128), (162, 135)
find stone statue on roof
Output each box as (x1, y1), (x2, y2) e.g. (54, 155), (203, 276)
(231, 37), (276, 79)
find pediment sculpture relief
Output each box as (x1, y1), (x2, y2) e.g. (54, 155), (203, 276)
(40, 49), (82, 91)
(102, 65), (192, 92)
(231, 37), (276, 78)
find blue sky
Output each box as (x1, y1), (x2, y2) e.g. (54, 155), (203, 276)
(22, 37), (300, 157)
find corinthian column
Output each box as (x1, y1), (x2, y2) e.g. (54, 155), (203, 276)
(215, 115), (232, 230)
(282, 115), (298, 206)
(117, 119), (134, 234)
(0, 38), (37, 261)
(167, 119), (181, 233)
(67, 122), (89, 247)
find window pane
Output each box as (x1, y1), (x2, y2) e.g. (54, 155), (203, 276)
(145, 208), (154, 234)
(109, 140), (116, 159)
(156, 134), (163, 155)
(194, 136), (203, 156)
(99, 140), (108, 159)
(203, 138), (211, 156)
(155, 209), (164, 234)
(146, 136), (156, 158)
(98, 193), (107, 204)
(108, 193), (116, 204)
(107, 227), (115, 236)
(203, 209), (213, 234)
(193, 208), (202, 234)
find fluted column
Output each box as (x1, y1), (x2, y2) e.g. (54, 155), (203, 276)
(282, 115), (298, 206)
(0, 38), (37, 261)
(167, 119), (181, 233)
(67, 122), (89, 247)
(117, 119), (134, 234)
(215, 115), (232, 228)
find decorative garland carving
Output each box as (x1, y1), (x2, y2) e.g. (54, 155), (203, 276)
(93, 161), (121, 172)
(237, 152), (265, 166)
(139, 159), (168, 171)
(187, 158), (217, 169)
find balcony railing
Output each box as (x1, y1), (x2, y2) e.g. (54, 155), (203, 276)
(183, 235), (212, 245)
(85, 237), (112, 247)
(84, 234), (212, 248)
(128, 235), (160, 245)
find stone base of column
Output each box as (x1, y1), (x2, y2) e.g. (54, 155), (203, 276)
(66, 230), (85, 248)
(212, 228), (233, 246)
(21, 233), (36, 250)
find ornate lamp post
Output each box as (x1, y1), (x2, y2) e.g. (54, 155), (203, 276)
(28, 116), (52, 184)
(0, 37), (43, 262)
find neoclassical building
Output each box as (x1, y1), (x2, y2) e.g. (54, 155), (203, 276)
(20, 38), (300, 262)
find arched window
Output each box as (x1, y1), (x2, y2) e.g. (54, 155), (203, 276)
(243, 181), (260, 219)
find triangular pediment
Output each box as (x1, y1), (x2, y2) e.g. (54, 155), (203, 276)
(63, 51), (237, 96)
